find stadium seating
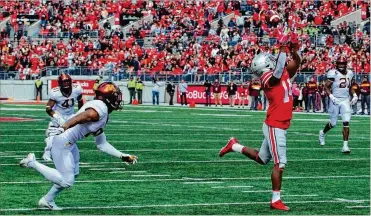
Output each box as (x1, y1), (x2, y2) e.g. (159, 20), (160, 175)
(0, 0), (369, 82)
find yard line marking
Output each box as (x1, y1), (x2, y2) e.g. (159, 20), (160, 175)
(132, 174), (170, 177)
(192, 113), (252, 117)
(346, 206), (370, 208)
(211, 186), (254, 189)
(89, 168), (126, 171)
(335, 198), (366, 203)
(282, 194), (318, 197)
(241, 190), (286, 193)
(0, 175), (368, 185)
(294, 119), (361, 123)
(0, 147), (369, 154)
(0, 158), (369, 166)
(79, 165), (106, 168)
(109, 171), (147, 174)
(1, 200), (369, 212)
(183, 181), (223, 184)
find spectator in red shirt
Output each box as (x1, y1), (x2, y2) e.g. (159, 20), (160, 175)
(307, 77), (318, 113)
(360, 76), (370, 115)
(237, 83), (248, 108)
(213, 79), (222, 107)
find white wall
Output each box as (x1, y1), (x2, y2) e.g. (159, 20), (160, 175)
(0, 80), (166, 103)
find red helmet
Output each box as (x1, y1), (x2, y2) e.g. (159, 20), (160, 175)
(336, 56), (347, 74)
(58, 73), (72, 97)
(95, 82), (123, 111)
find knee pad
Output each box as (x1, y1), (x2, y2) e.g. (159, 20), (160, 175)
(328, 121), (336, 128)
(60, 175), (74, 188)
(343, 122), (349, 128)
(274, 164), (285, 171)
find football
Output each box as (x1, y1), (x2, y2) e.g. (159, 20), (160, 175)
(260, 10), (280, 26)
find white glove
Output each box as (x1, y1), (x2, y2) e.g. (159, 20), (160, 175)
(46, 126), (65, 137)
(329, 94), (340, 105)
(121, 154), (138, 165)
(53, 113), (65, 126)
(350, 93), (358, 105)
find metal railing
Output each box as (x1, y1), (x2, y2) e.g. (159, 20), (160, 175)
(36, 30), (99, 39)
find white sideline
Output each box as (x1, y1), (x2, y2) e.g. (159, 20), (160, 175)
(0, 157), (369, 166)
(0, 175), (368, 185)
(0, 147), (369, 155)
(0, 199), (369, 212)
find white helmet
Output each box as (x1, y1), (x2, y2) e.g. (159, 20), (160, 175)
(250, 53), (276, 77)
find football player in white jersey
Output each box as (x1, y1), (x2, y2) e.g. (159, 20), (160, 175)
(43, 73), (84, 163)
(319, 56), (358, 153)
(20, 82), (137, 210)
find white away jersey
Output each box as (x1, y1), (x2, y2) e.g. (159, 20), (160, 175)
(60, 100), (109, 144)
(327, 69), (353, 99)
(50, 84), (83, 116)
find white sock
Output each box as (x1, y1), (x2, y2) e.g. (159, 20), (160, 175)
(272, 190), (280, 202)
(29, 161), (65, 186)
(343, 141), (348, 147)
(45, 184), (64, 202)
(231, 143), (245, 153)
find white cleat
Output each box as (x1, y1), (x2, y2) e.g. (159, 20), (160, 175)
(319, 130), (325, 146)
(38, 197), (62, 211)
(42, 151), (53, 162)
(342, 146), (351, 154)
(19, 153), (36, 168)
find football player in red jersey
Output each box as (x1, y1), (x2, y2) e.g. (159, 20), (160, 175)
(219, 31), (301, 211)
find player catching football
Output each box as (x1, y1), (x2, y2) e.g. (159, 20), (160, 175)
(43, 73), (84, 163)
(20, 82), (137, 210)
(219, 31), (301, 211)
(319, 56), (357, 153)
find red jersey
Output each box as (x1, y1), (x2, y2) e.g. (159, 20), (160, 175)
(261, 70), (293, 130)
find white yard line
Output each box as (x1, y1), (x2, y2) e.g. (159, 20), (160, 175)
(0, 199), (369, 212)
(211, 186), (254, 189)
(0, 175), (368, 185)
(346, 205), (370, 208)
(89, 168), (126, 171)
(0, 158), (369, 166)
(335, 198), (367, 203)
(282, 194), (318, 197)
(132, 174), (170, 177)
(183, 181), (223, 184)
(242, 190), (272, 193)
(109, 171), (147, 174)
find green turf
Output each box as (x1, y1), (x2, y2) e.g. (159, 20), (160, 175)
(0, 104), (369, 215)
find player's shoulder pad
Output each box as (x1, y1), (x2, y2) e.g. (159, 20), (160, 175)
(73, 83), (83, 94)
(346, 69), (354, 77)
(327, 69), (337, 78)
(49, 87), (61, 99)
(84, 100), (108, 119)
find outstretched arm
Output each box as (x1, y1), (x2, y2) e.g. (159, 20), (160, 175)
(46, 99), (56, 117)
(267, 46), (288, 87)
(77, 94), (84, 110)
(287, 43), (302, 78)
(62, 108), (99, 131)
(95, 132), (137, 164)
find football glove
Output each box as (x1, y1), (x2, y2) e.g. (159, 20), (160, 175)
(52, 113), (66, 126)
(350, 93), (358, 105)
(277, 27), (290, 45)
(329, 94), (340, 105)
(46, 126), (65, 137)
(121, 154), (137, 165)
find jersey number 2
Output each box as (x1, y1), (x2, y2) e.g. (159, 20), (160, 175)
(339, 78), (349, 88)
(282, 79), (292, 103)
(61, 98), (74, 108)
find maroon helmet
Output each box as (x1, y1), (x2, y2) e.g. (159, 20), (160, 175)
(58, 73), (72, 97)
(336, 56), (347, 74)
(95, 82), (123, 111)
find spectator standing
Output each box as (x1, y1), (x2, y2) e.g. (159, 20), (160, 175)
(127, 76), (136, 104)
(292, 82), (300, 109)
(204, 80), (212, 106)
(237, 83), (248, 108)
(319, 82), (328, 113)
(35, 76), (43, 101)
(152, 78), (162, 105)
(307, 77), (318, 112)
(179, 79), (188, 106)
(298, 83), (305, 110)
(249, 79), (261, 110)
(302, 83), (308, 111)
(213, 79), (222, 107)
(227, 80), (237, 107)
(166, 81), (176, 105)
(136, 78), (144, 104)
(350, 79), (360, 115)
(360, 76), (370, 115)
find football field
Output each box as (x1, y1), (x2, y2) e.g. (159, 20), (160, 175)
(0, 103), (370, 215)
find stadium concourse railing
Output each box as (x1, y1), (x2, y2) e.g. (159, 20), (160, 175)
(0, 66), (361, 84)
(36, 30), (99, 39)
